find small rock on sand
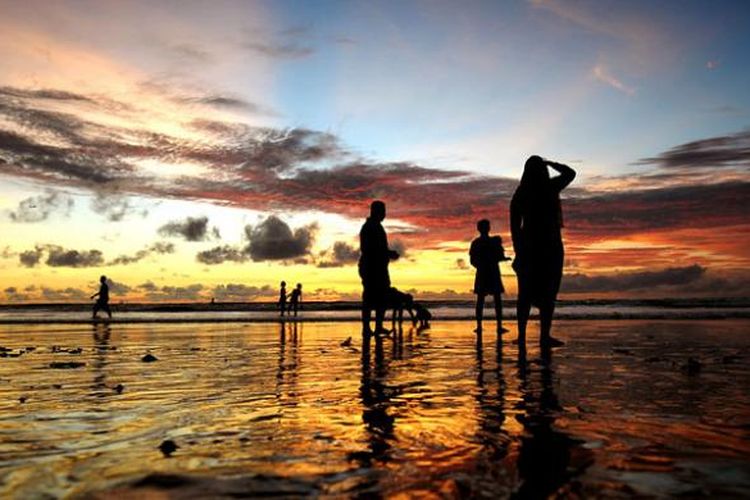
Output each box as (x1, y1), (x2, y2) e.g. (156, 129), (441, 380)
(114, 384), (124, 394)
(49, 361), (86, 369)
(158, 440), (179, 457)
(340, 337), (352, 347)
(142, 354), (158, 362)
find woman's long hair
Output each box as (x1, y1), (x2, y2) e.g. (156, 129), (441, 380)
(514, 155), (563, 227)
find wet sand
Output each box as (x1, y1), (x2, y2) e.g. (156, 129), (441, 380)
(0, 320), (748, 498)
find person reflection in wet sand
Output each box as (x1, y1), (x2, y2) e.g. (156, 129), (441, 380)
(91, 275), (112, 320)
(474, 333), (510, 465)
(510, 156), (575, 348)
(359, 200), (400, 336)
(91, 323), (112, 394)
(513, 346), (592, 497)
(352, 335), (397, 469)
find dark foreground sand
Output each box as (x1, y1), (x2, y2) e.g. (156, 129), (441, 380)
(0, 320), (748, 498)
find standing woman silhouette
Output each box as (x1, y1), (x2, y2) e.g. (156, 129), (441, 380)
(510, 156), (575, 347)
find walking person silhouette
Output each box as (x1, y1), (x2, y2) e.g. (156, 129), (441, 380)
(359, 200), (399, 336)
(510, 156), (575, 348)
(470, 219), (511, 335)
(91, 275), (112, 320)
(287, 283), (302, 317)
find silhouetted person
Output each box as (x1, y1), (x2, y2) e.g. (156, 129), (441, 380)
(510, 156), (575, 348)
(287, 283), (302, 316)
(359, 200), (399, 335)
(91, 275), (112, 320)
(471, 219), (511, 335)
(278, 281), (287, 317)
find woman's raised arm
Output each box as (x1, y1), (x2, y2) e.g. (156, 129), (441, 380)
(547, 160), (576, 191)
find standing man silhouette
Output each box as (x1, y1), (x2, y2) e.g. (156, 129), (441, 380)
(359, 200), (399, 335)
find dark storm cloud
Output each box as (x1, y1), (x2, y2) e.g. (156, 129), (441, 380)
(158, 216), (217, 242)
(637, 129), (750, 170)
(562, 265), (706, 293)
(9, 191), (73, 223)
(19, 244), (104, 268)
(246, 216), (316, 262)
(45, 246), (104, 268)
(19, 247), (44, 267)
(142, 283), (204, 301)
(196, 245), (249, 265)
(316, 241), (359, 268)
(109, 242), (175, 266)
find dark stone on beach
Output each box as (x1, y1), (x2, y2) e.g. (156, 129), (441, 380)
(19, 396), (27, 403)
(142, 354), (158, 363)
(25, 347), (36, 352)
(49, 361), (86, 369)
(52, 384), (63, 389)
(0, 346), (9, 352)
(135, 473), (192, 488)
(612, 348), (634, 355)
(68, 347), (83, 355)
(158, 439), (179, 457)
(114, 384), (124, 394)
(645, 356), (667, 363)
(722, 355), (741, 364)
(681, 357), (702, 375)
(340, 337), (352, 347)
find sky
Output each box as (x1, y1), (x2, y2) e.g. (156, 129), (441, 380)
(1, 0), (749, 303)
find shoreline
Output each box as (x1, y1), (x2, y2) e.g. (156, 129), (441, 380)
(0, 313), (748, 324)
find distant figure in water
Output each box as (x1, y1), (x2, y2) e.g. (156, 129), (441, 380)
(510, 156), (575, 348)
(287, 283), (302, 316)
(470, 219), (510, 335)
(278, 281), (287, 317)
(91, 275), (112, 320)
(359, 200), (400, 335)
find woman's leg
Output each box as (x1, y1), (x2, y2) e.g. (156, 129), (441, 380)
(516, 290), (531, 345)
(493, 294), (507, 333)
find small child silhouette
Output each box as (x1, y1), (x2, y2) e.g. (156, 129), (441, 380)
(470, 219), (510, 334)
(91, 275), (112, 320)
(288, 283), (302, 317)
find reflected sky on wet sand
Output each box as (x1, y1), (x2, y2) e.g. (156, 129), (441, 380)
(0, 320), (748, 498)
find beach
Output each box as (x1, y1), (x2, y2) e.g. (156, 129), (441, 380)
(0, 319), (748, 498)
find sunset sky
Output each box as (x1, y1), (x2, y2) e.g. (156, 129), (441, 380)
(1, 0), (748, 302)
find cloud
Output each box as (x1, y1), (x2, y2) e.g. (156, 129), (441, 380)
(196, 245), (249, 265)
(108, 280), (132, 296)
(45, 246), (104, 267)
(19, 247), (44, 267)
(562, 264), (706, 293)
(247, 216), (317, 262)
(158, 216), (218, 241)
(243, 41), (313, 59)
(455, 258), (469, 270)
(90, 194), (142, 222)
(211, 283), (275, 301)
(9, 190), (74, 223)
(138, 283), (204, 301)
(316, 241), (360, 268)
(636, 129), (750, 170)
(18, 244), (104, 268)
(41, 287), (88, 302)
(592, 64), (635, 96)
(109, 242), (175, 266)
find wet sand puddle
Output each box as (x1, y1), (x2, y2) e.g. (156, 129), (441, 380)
(0, 320), (748, 498)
